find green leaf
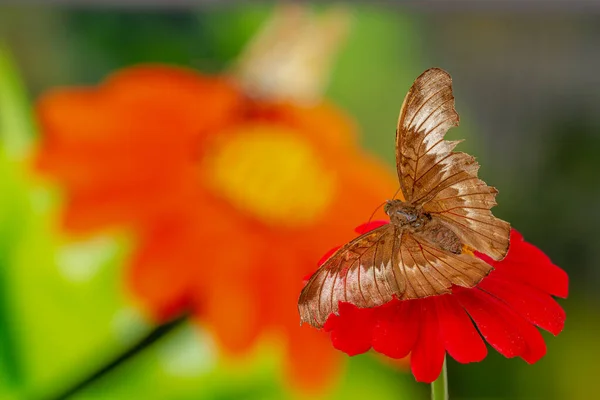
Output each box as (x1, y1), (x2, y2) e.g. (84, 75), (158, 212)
(0, 43), (36, 395)
(0, 43), (35, 161)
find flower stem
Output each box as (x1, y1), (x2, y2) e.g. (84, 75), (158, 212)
(44, 314), (187, 400)
(431, 356), (448, 400)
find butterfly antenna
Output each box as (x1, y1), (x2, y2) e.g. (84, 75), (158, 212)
(391, 186), (402, 200)
(365, 200), (388, 226)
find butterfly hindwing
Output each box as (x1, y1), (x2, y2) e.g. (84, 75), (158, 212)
(423, 178), (510, 260)
(405, 231), (493, 298)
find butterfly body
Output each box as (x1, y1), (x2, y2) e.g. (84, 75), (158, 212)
(298, 68), (511, 328)
(384, 199), (462, 254)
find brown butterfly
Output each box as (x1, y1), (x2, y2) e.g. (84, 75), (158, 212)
(298, 68), (511, 328)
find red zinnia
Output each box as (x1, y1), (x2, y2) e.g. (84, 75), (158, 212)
(319, 222), (568, 383)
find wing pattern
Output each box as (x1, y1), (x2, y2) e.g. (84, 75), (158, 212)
(424, 180), (510, 260)
(298, 224), (493, 328)
(396, 68), (461, 203)
(396, 68), (510, 260)
(298, 68), (511, 328)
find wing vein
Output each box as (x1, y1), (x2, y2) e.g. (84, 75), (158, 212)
(406, 86), (448, 130)
(413, 152), (454, 185)
(414, 96), (455, 135)
(317, 267), (332, 322)
(445, 211), (504, 227)
(372, 249), (384, 303)
(429, 205), (493, 213)
(390, 227), (402, 296)
(414, 117), (453, 159)
(412, 175), (478, 205)
(435, 216), (498, 243)
(398, 233), (416, 298)
(421, 247), (473, 280)
(433, 191), (495, 202)
(416, 240), (453, 286)
(407, 239), (436, 296)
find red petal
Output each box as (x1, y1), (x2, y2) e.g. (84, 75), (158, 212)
(479, 276), (566, 335)
(354, 220), (389, 234)
(486, 229), (568, 298)
(510, 229), (524, 242)
(454, 288), (526, 358)
(496, 255), (568, 299)
(324, 302), (375, 356)
(456, 288), (547, 363)
(372, 300), (420, 359)
(434, 295), (487, 363)
(506, 307), (547, 364)
(410, 299), (446, 383)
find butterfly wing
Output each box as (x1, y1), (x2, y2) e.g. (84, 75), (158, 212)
(422, 178), (510, 260)
(299, 224), (396, 328)
(298, 223), (493, 328)
(396, 68), (510, 260)
(233, 4), (349, 103)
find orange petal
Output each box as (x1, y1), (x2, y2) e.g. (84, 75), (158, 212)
(200, 279), (262, 355)
(250, 100), (358, 150)
(105, 66), (243, 135)
(285, 324), (342, 392)
(185, 208), (267, 354)
(35, 66), (242, 232)
(128, 218), (195, 321)
(128, 196), (226, 321)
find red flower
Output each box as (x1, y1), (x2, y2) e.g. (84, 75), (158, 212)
(319, 222), (568, 383)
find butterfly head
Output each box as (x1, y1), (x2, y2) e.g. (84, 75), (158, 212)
(385, 199), (424, 227)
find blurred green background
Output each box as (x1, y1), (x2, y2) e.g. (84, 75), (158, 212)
(0, 2), (598, 399)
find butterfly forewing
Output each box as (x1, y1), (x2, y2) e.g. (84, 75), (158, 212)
(396, 68), (510, 260)
(298, 224), (494, 328)
(395, 68), (460, 202)
(298, 224), (397, 328)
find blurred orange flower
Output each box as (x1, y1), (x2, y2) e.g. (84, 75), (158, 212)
(35, 65), (397, 390)
(36, 67), (241, 231)
(35, 5), (399, 392)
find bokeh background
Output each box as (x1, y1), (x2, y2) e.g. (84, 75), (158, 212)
(0, 1), (598, 399)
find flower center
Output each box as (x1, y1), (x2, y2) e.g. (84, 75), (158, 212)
(203, 124), (337, 227)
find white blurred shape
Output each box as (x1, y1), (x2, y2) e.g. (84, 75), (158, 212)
(158, 324), (217, 377)
(56, 235), (117, 282)
(233, 4), (351, 104)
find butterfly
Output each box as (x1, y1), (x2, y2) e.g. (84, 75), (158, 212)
(233, 3), (350, 104)
(298, 68), (511, 328)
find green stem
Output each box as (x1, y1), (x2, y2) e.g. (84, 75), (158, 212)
(431, 356), (448, 400)
(44, 314), (187, 400)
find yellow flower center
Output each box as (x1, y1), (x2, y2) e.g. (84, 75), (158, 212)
(203, 124), (337, 227)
